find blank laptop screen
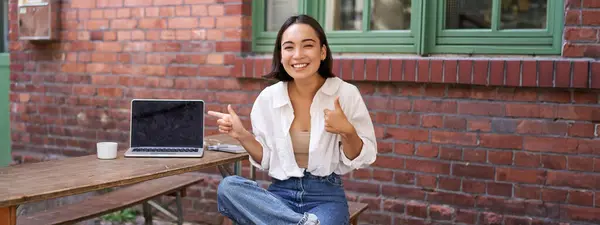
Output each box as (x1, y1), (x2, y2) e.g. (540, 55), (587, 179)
(131, 100), (204, 148)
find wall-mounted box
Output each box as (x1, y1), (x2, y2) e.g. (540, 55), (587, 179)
(18, 0), (59, 41)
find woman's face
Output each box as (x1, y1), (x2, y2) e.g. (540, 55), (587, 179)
(280, 23), (326, 81)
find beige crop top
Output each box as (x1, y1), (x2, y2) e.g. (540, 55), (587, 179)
(290, 130), (310, 168)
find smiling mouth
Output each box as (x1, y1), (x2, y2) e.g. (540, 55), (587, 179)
(292, 63), (308, 68)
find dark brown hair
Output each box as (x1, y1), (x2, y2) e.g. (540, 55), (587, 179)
(264, 14), (335, 82)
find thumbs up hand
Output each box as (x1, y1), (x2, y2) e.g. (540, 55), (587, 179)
(207, 104), (248, 140)
(323, 97), (354, 135)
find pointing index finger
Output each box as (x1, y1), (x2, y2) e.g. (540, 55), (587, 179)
(207, 111), (227, 119)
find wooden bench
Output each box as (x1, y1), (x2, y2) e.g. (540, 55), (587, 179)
(16, 173), (203, 225)
(348, 201), (368, 225)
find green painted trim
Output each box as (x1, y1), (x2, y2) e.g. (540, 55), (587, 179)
(252, 0), (564, 55)
(0, 52), (10, 167)
(491, 0), (500, 31)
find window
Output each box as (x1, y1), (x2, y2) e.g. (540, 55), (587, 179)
(252, 0), (564, 55)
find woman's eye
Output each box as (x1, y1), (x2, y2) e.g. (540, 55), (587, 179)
(284, 46), (293, 50)
(304, 45), (313, 48)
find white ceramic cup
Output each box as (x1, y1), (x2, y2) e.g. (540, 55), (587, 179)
(97, 142), (118, 159)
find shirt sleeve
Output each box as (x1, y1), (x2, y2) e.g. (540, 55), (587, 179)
(339, 85), (377, 169)
(248, 91), (271, 170)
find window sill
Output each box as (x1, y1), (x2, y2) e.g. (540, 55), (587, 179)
(232, 55), (600, 90)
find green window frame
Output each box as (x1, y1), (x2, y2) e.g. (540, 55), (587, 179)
(251, 0), (564, 55)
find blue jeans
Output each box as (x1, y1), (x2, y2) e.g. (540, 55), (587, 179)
(217, 171), (350, 225)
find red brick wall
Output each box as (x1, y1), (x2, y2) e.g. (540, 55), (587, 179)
(8, 1), (600, 225)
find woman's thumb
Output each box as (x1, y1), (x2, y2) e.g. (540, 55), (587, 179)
(227, 104), (238, 117)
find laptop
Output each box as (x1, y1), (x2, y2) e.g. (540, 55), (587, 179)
(124, 99), (205, 158)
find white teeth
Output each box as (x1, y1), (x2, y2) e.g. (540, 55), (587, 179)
(292, 63), (308, 68)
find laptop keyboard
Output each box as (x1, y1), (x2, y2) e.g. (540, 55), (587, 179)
(132, 148), (199, 153)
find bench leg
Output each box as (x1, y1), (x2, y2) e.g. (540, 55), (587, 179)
(0, 206), (17, 225)
(143, 202), (153, 225)
(175, 191), (184, 225)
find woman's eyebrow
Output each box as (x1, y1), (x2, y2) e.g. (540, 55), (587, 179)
(282, 39), (316, 46)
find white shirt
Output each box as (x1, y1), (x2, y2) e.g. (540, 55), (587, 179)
(248, 77), (377, 180)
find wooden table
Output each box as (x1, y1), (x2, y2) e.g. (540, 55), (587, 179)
(0, 134), (248, 225)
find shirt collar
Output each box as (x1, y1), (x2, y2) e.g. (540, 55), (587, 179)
(272, 77), (341, 108)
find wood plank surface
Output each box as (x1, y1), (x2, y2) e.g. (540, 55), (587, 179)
(16, 174), (203, 225)
(0, 134), (247, 208)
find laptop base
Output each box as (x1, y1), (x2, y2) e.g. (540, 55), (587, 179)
(124, 147), (204, 158)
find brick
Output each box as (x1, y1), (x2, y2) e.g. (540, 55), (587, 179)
(541, 155), (567, 170)
(456, 209), (478, 224)
(569, 122), (596, 137)
(415, 144), (439, 158)
(515, 185), (541, 199)
(97, 0), (123, 7)
(365, 59), (377, 81)
(573, 61), (590, 88)
(537, 61), (554, 87)
(431, 131), (477, 146)
(468, 118), (491, 132)
(488, 151), (513, 165)
(168, 18), (198, 29)
(568, 190), (594, 206)
(404, 60), (416, 82)
(568, 156), (594, 171)
(525, 137), (581, 154)
(516, 120), (568, 135)
(340, 59), (353, 80)
(582, 10), (600, 25)
(394, 171), (415, 185)
(139, 19), (167, 29)
(557, 105), (600, 121)
(417, 60), (429, 82)
(406, 201), (428, 218)
(561, 205), (600, 223)
(458, 102), (504, 116)
(496, 168), (546, 184)
(405, 159), (450, 174)
(489, 60), (505, 86)
(453, 163), (495, 180)
(463, 149), (486, 163)
(439, 147), (461, 161)
(427, 192), (475, 208)
(563, 43), (586, 57)
(430, 204), (455, 220)
(481, 212), (503, 225)
(473, 60), (488, 85)
(555, 61), (571, 87)
(506, 60), (521, 86)
(566, 10), (582, 25)
(430, 60), (443, 83)
(387, 128), (429, 142)
(506, 104), (556, 119)
(458, 60), (472, 84)
(216, 16), (243, 28)
(382, 185), (425, 200)
(565, 27), (599, 41)
(547, 171), (598, 189)
(72, 1), (96, 8)
(584, 0), (600, 8)
(504, 216), (532, 225)
(443, 60), (458, 83)
(124, 0), (153, 6)
(414, 100), (457, 113)
(353, 59), (365, 80)
(372, 156), (404, 169)
(521, 61), (537, 87)
(377, 59), (390, 81)
(480, 134), (523, 149)
(373, 169), (393, 182)
(416, 174), (437, 188)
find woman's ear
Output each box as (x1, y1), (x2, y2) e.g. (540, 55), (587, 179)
(321, 45), (327, 61)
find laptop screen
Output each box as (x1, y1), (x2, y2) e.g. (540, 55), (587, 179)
(130, 100), (204, 148)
